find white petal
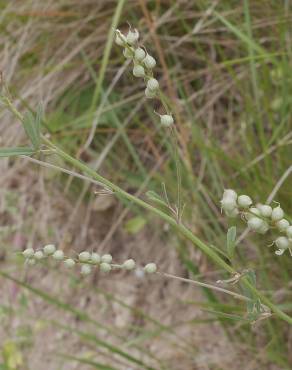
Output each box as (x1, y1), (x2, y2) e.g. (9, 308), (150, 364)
(275, 248), (285, 256)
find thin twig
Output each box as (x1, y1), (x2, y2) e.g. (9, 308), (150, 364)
(157, 271), (250, 302)
(21, 155), (105, 188)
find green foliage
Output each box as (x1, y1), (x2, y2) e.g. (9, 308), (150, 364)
(226, 226), (237, 260)
(22, 104), (42, 150)
(0, 147), (35, 157)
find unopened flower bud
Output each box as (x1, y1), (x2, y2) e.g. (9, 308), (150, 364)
(223, 189), (237, 200)
(237, 195), (252, 208)
(221, 197), (237, 212)
(133, 65), (145, 77)
(147, 78), (159, 91)
(145, 87), (156, 98)
(101, 254), (112, 264)
(43, 244), (56, 255)
(247, 217), (265, 232)
(143, 54), (156, 69)
(257, 204), (272, 218)
(123, 259), (136, 270)
(246, 207), (261, 220)
(23, 248), (34, 258)
(286, 226), (292, 238)
(126, 29), (139, 45)
(258, 222), (269, 234)
(53, 250), (64, 261)
(91, 253), (100, 264)
(276, 219), (289, 232)
(275, 236), (290, 250)
(134, 47), (146, 61)
(271, 206), (284, 222)
(160, 114), (174, 127)
(79, 251), (91, 262)
(64, 258), (75, 268)
(144, 263), (157, 274)
(34, 251), (44, 260)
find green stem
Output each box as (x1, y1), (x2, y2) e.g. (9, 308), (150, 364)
(42, 136), (292, 324)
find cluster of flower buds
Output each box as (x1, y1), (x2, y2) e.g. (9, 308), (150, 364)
(220, 189), (292, 256)
(22, 244), (157, 275)
(115, 27), (174, 128)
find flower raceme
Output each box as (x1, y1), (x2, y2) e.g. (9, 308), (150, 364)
(22, 245), (157, 276)
(220, 189), (292, 256)
(115, 27), (174, 128)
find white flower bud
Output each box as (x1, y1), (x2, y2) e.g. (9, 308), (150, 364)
(221, 197), (237, 212)
(133, 65), (145, 77)
(275, 236), (290, 250)
(91, 253), (100, 264)
(237, 195), (252, 208)
(23, 248), (34, 258)
(223, 189), (237, 200)
(123, 47), (134, 59)
(147, 78), (159, 91)
(145, 87), (156, 98)
(115, 30), (126, 46)
(160, 114), (174, 127)
(101, 254), (112, 264)
(246, 207), (261, 220)
(258, 222), (269, 234)
(276, 219), (289, 232)
(27, 258), (36, 265)
(34, 251), (44, 260)
(143, 54), (156, 69)
(134, 47), (146, 61)
(64, 258), (75, 268)
(126, 29), (139, 45)
(43, 244), (56, 255)
(123, 259), (136, 270)
(144, 263), (157, 274)
(53, 250), (64, 261)
(271, 206), (284, 221)
(81, 264), (91, 275)
(247, 217), (265, 232)
(79, 251), (91, 262)
(100, 262), (111, 272)
(286, 226), (292, 238)
(257, 204), (272, 218)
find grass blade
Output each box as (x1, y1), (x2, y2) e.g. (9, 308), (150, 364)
(0, 147), (35, 157)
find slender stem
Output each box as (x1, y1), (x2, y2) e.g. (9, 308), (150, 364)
(157, 271), (250, 302)
(42, 136), (292, 324)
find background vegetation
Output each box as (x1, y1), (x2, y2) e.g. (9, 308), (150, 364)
(0, 0), (291, 369)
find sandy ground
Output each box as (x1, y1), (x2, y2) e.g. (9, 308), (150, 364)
(0, 171), (242, 370)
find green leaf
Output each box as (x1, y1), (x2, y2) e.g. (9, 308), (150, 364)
(124, 216), (146, 234)
(226, 226), (237, 259)
(146, 190), (168, 207)
(23, 109), (41, 149)
(0, 147), (35, 158)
